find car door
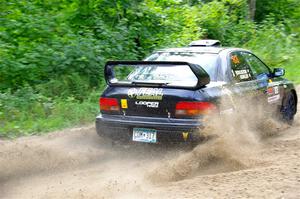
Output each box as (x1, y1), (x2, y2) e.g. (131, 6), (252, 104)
(222, 50), (279, 116)
(241, 51), (284, 109)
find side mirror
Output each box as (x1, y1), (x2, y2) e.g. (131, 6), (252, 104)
(273, 68), (285, 77)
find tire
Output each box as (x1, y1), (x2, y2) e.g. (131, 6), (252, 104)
(280, 92), (296, 125)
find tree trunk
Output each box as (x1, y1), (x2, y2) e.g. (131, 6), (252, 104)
(248, 0), (256, 20)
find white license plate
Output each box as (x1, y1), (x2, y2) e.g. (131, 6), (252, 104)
(132, 128), (157, 143)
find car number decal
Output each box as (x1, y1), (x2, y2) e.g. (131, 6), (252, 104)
(128, 88), (163, 100)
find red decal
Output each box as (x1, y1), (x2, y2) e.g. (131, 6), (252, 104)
(267, 87), (273, 94)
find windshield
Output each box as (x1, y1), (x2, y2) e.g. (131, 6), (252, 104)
(146, 52), (219, 81)
(109, 64), (198, 87)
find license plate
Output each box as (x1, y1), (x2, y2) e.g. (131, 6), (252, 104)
(132, 128), (157, 143)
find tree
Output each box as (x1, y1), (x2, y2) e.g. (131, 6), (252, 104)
(248, 0), (256, 21)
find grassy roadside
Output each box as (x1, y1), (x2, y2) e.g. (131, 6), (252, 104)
(0, 90), (100, 138)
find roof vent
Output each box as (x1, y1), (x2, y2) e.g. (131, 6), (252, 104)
(189, 40), (221, 47)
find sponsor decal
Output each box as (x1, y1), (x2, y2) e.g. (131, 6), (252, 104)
(121, 99), (128, 109)
(268, 94), (280, 104)
(267, 87), (274, 95)
(274, 86), (279, 94)
(267, 86), (279, 95)
(135, 101), (159, 108)
(128, 88), (163, 100)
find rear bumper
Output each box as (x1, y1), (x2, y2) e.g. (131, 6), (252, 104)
(95, 114), (204, 143)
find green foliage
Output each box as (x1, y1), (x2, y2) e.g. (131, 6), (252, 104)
(255, 0), (300, 23)
(244, 20), (298, 65)
(0, 0), (299, 137)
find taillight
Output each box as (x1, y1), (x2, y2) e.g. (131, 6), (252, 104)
(99, 97), (120, 112)
(175, 101), (217, 117)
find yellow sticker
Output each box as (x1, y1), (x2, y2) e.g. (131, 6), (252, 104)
(182, 132), (189, 141)
(121, 99), (128, 109)
(269, 79), (273, 83)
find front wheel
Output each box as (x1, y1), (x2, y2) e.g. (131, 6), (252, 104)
(280, 92), (296, 125)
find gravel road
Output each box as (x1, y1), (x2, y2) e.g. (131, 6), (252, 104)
(1, 87), (299, 199)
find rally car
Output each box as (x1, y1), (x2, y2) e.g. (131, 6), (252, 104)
(95, 40), (297, 143)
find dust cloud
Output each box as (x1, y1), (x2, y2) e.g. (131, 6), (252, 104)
(0, 87), (299, 198)
(147, 95), (284, 183)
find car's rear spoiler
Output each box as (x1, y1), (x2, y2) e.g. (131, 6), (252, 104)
(104, 61), (210, 89)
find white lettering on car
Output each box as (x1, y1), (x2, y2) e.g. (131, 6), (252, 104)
(128, 88), (163, 100)
(268, 94), (280, 104)
(135, 101), (159, 108)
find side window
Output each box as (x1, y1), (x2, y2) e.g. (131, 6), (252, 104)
(230, 52), (253, 82)
(242, 52), (270, 77)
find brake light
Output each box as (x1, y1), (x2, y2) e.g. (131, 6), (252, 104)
(175, 101), (217, 117)
(99, 97), (120, 112)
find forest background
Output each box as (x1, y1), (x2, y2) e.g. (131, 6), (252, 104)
(1, 0), (299, 137)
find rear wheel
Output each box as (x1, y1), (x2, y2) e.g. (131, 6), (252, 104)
(280, 92), (296, 125)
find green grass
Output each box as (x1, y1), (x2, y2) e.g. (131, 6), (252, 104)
(0, 90), (100, 138)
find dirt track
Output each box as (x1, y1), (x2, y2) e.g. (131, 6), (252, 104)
(1, 88), (300, 199)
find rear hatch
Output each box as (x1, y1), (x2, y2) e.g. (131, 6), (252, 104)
(101, 61), (211, 118)
(102, 86), (201, 118)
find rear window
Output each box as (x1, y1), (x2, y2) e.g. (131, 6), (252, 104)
(146, 52), (219, 80)
(109, 64), (198, 87)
